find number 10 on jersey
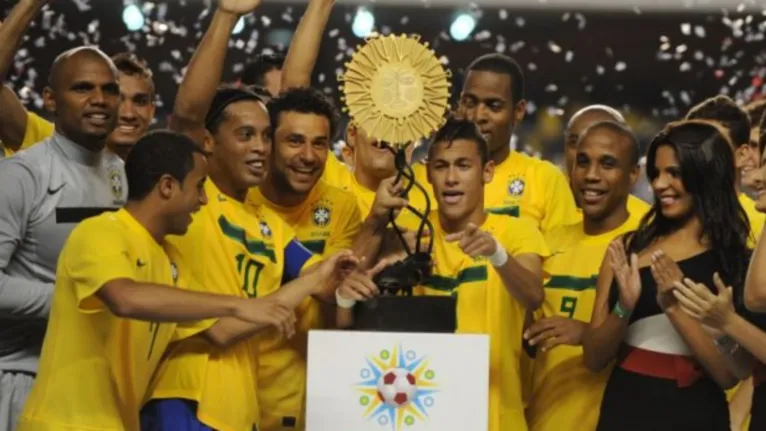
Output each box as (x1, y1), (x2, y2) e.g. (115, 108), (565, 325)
(236, 253), (264, 298)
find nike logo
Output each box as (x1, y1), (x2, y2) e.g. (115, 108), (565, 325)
(137, 259), (147, 268)
(47, 184), (65, 195)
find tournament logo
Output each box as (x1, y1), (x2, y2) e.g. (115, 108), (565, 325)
(355, 344), (440, 431)
(312, 204), (331, 228)
(259, 221), (272, 239)
(507, 177), (525, 197)
(108, 167), (124, 201)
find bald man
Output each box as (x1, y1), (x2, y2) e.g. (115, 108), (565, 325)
(563, 105), (650, 224)
(0, 45), (125, 430)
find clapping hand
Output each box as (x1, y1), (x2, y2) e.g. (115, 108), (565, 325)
(672, 273), (736, 332)
(607, 240), (641, 311)
(650, 250), (684, 311)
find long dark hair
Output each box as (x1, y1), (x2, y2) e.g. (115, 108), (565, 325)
(624, 120), (751, 288)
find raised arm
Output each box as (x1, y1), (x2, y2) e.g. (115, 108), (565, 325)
(0, 0), (48, 84)
(280, 0), (335, 90)
(0, 1), (50, 151)
(0, 86), (32, 151)
(171, 0), (263, 143)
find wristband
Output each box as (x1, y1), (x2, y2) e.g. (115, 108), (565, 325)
(335, 289), (357, 309)
(488, 239), (508, 267)
(612, 301), (632, 319)
(713, 334), (739, 356)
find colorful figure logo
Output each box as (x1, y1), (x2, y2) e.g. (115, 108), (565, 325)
(356, 344), (439, 430)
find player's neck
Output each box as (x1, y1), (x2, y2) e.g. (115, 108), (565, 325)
(260, 170), (309, 207)
(124, 201), (166, 244)
(59, 128), (106, 153)
(584, 204), (630, 236)
(490, 145), (511, 166)
(209, 169), (246, 203)
(439, 205), (487, 234)
(354, 168), (384, 193)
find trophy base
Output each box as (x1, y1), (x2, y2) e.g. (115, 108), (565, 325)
(352, 296), (456, 333)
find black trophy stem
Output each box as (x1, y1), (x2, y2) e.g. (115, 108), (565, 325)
(386, 145), (435, 256)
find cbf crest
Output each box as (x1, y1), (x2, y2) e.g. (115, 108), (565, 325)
(507, 176), (526, 198)
(312, 202), (332, 228)
(259, 221), (272, 239)
(108, 167), (124, 202)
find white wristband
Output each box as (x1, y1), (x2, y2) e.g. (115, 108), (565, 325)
(335, 289), (357, 309)
(488, 239), (508, 267)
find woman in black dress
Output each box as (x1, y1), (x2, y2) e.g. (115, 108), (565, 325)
(582, 120), (752, 431)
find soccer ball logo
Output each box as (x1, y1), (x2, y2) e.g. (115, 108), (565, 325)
(377, 368), (417, 407)
(356, 345), (439, 430)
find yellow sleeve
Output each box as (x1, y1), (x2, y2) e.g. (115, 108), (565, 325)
(62, 221), (137, 313)
(538, 162), (578, 234)
(324, 193), (362, 256)
(21, 112), (55, 150)
(501, 217), (551, 258)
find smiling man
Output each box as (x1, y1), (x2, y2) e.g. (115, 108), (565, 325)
(525, 120), (641, 431)
(562, 105), (650, 224)
(412, 54), (577, 235)
(246, 86), (362, 430)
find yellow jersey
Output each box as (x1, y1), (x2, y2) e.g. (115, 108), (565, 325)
(412, 151), (578, 234)
(18, 209), (202, 431)
(3, 112), (54, 157)
(740, 193), (765, 248)
(526, 216), (641, 431)
(247, 181), (362, 431)
(148, 181), (295, 431)
(415, 211), (550, 431)
(320, 152), (353, 191)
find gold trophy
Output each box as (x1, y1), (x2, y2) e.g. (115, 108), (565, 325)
(339, 34), (454, 332)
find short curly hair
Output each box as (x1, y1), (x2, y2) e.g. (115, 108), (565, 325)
(267, 87), (339, 140)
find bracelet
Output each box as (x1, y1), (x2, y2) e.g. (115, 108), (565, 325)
(612, 301), (632, 319)
(713, 335), (739, 356)
(335, 289), (356, 309)
(488, 239), (508, 267)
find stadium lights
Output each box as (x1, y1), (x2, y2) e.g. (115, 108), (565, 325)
(122, 4), (145, 32)
(352, 7), (375, 38)
(449, 12), (476, 41)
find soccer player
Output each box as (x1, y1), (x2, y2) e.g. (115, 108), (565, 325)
(246, 86), (362, 430)
(686, 95), (765, 244)
(0, 1), (156, 160)
(563, 105), (650, 222)
(524, 121), (642, 431)
(412, 54), (577, 234)
(337, 117), (549, 431)
(16, 130), (301, 431)
(0, 44), (127, 430)
(274, 0), (353, 192)
(143, 3), (345, 429)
